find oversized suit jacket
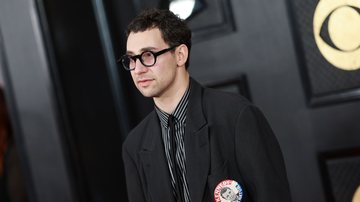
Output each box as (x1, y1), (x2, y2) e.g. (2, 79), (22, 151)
(122, 78), (292, 202)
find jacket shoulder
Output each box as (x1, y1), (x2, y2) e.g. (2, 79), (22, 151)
(202, 87), (252, 112)
(123, 111), (156, 153)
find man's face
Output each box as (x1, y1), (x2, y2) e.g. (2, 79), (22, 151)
(126, 28), (178, 98)
(221, 188), (236, 201)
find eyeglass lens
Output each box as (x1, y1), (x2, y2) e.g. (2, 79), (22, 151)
(120, 46), (176, 71)
(122, 51), (156, 70)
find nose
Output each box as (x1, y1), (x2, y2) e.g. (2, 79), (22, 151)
(133, 58), (148, 74)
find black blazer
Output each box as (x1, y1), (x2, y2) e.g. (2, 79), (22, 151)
(122, 78), (291, 202)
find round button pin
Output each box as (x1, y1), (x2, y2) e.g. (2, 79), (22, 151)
(214, 179), (243, 202)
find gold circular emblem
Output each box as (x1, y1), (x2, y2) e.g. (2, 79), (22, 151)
(313, 0), (360, 70)
(353, 185), (360, 202)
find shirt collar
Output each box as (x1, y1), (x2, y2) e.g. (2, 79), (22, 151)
(155, 84), (191, 128)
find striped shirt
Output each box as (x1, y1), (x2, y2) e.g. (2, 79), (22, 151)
(155, 86), (191, 202)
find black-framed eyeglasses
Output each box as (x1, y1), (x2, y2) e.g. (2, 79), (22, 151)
(119, 45), (177, 71)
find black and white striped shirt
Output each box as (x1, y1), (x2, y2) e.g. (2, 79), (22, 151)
(155, 86), (191, 202)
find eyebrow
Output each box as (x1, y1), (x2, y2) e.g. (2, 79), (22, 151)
(126, 47), (157, 55)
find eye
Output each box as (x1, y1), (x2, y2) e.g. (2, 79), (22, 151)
(142, 51), (153, 59)
(313, 2), (360, 70)
(319, 6), (360, 52)
(140, 51), (156, 66)
(318, 12), (337, 50)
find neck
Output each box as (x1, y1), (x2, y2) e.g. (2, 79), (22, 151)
(154, 72), (190, 114)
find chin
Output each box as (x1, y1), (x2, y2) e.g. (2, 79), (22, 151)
(141, 94), (154, 98)
(139, 90), (157, 98)
(138, 86), (162, 98)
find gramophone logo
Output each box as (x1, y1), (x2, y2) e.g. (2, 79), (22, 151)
(313, 0), (360, 70)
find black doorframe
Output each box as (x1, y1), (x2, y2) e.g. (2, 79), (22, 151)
(0, 1), (77, 202)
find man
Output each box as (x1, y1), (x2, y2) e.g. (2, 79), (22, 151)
(220, 187), (240, 202)
(121, 8), (291, 202)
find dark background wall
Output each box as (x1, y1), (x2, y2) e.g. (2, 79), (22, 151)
(0, 0), (359, 202)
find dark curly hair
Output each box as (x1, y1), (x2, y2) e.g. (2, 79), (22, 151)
(126, 8), (192, 69)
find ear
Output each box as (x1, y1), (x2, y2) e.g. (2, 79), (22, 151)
(175, 44), (189, 67)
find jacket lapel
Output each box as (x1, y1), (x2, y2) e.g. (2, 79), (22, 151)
(138, 79), (211, 202)
(185, 79), (211, 202)
(138, 112), (174, 202)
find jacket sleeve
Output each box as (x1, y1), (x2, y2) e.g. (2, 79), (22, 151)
(234, 105), (292, 202)
(122, 143), (147, 202)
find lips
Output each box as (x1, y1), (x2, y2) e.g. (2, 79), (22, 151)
(137, 78), (154, 87)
